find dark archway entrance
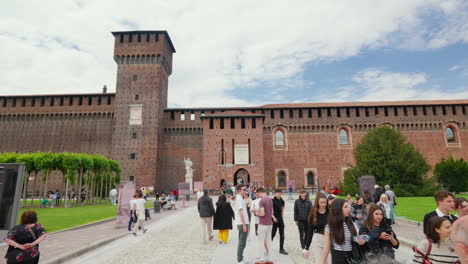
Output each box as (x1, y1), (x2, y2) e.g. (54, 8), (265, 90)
(234, 169), (250, 186)
(220, 179), (226, 188)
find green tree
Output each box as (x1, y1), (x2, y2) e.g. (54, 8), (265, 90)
(76, 154), (94, 204)
(35, 152), (57, 199)
(434, 156), (468, 193)
(17, 153), (37, 206)
(340, 126), (433, 196)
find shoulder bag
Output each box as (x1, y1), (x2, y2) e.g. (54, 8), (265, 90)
(412, 238), (432, 264)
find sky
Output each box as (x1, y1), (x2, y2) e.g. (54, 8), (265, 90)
(1, 0), (468, 108)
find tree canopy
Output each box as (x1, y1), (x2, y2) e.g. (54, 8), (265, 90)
(434, 156), (468, 193)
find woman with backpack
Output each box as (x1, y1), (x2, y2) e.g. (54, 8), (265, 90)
(412, 216), (459, 264)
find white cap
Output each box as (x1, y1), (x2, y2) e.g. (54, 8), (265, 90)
(374, 185), (379, 189)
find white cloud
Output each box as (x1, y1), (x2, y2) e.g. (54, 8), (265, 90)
(449, 65), (461, 71)
(0, 0), (467, 107)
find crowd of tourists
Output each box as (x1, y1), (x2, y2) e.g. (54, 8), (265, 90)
(197, 184), (467, 264)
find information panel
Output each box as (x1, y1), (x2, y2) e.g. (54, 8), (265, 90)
(0, 164), (25, 239)
(234, 144), (249, 165)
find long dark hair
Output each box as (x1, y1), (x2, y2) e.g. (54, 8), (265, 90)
(426, 216), (449, 244)
(363, 204), (386, 229)
(309, 193), (328, 224)
(216, 194), (229, 208)
(328, 199), (357, 245)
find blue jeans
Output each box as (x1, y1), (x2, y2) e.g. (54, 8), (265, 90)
(288, 192), (293, 200)
(128, 210), (141, 231)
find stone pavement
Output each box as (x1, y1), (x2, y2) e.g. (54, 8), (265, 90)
(0, 198), (196, 264)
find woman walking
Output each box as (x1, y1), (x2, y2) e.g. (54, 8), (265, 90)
(352, 196), (367, 229)
(412, 216), (459, 264)
(213, 194), (235, 244)
(377, 194), (396, 225)
(4, 211), (48, 264)
(359, 205), (399, 260)
(304, 193), (331, 264)
(321, 199), (365, 264)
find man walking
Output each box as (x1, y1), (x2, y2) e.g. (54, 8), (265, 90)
(197, 189), (215, 244)
(256, 188), (275, 263)
(234, 184), (249, 264)
(294, 189), (312, 253)
(272, 189), (288, 255)
(384, 184), (396, 206)
(423, 190), (458, 235)
(288, 185), (293, 200)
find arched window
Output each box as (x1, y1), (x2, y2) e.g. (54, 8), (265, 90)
(307, 172), (314, 186)
(446, 127), (455, 143)
(339, 129), (349, 144)
(275, 130), (285, 145)
(278, 171), (286, 187)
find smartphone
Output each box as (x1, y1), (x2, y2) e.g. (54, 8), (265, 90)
(385, 228), (392, 235)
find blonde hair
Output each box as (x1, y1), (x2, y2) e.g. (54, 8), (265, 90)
(379, 194), (389, 203)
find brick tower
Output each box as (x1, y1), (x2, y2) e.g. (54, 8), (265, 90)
(111, 31), (175, 188)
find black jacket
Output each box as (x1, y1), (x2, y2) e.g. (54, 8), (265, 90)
(198, 195), (215, 217)
(359, 224), (399, 259)
(423, 210), (458, 235)
(294, 197), (312, 222)
(213, 203), (235, 230)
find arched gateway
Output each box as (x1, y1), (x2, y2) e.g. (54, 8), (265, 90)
(234, 169), (250, 186)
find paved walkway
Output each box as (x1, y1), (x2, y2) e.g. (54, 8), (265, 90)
(0, 198), (196, 264)
(62, 195), (421, 264)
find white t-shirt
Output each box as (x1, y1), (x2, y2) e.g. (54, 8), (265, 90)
(234, 194), (249, 225)
(383, 203), (391, 218)
(251, 198), (262, 224)
(110, 189), (117, 197)
(132, 198), (146, 211)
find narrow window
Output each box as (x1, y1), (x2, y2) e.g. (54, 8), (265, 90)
(190, 113), (195, 120)
(135, 94), (139, 101)
(2, 99), (6, 107)
(129, 175), (135, 181)
(337, 108), (341, 117)
(327, 108), (331, 118)
(413, 107), (417, 116)
(446, 127), (455, 143)
(307, 172), (314, 186)
(119, 34), (124, 43)
(298, 109), (303, 118)
(270, 110), (275, 119)
(241, 118), (246, 129)
(261, 109), (265, 114)
(346, 108), (350, 117)
(21, 98), (26, 107)
(452, 106), (457, 115)
(432, 106), (437, 115)
(137, 34), (141, 42)
(97, 96), (102, 105)
(170, 112), (175, 120)
(50, 97), (54, 106)
(130, 153), (136, 159)
(232, 139), (235, 164)
(129, 34), (133, 42)
(79, 96), (83, 106)
(133, 75), (138, 81)
(278, 172), (286, 187)
(339, 129), (349, 144)
(231, 118), (235, 129)
(275, 130), (285, 146)
(12, 98), (16, 107)
(423, 106), (427, 115)
(374, 108), (379, 117)
(88, 96), (92, 105)
(462, 105), (466, 115)
(289, 109), (293, 118)
(132, 132), (137, 139)
(59, 97), (63, 106)
(248, 138), (251, 164)
(308, 109), (312, 118)
(317, 108), (322, 118)
(442, 106), (447, 115)
(146, 33), (150, 42)
(221, 139), (225, 164)
(251, 117), (256, 129)
(384, 107), (389, 116)
(365, 108), (369, 117)
(107, 95), (112, 105)
(403, 107), (408, 116)
(393, 107), (398, 116)
(40, 97), (45, 107)
(180, 113), (185, 120)
(32, 98), (36, 107)
(355, 108), (360, 117)
(220, 118), (224, 129)
(280, 110), (284, 119)
(209, 119), (214, 129)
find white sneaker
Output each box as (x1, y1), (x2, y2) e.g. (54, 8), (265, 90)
(302, 249), (306, 254)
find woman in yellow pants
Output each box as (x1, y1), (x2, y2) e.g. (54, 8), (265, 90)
(213, 194), (235, 243)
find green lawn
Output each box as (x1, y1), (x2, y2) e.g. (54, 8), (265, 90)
(19, 201), (155, 233)
(333, 194), (468, 222)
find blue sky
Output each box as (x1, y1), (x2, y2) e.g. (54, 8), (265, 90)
(1, 0), (467, 107)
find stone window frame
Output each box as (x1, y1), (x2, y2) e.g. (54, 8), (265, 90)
(341, 167), (350, 180)
(337, 125), (352, 149)
(275, 169), (289, 188)
(304, 168), (317, 187)
(444, 123), (461, 147)
(273, 126), (288, 150)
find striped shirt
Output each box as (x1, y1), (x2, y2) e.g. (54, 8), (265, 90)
(325, 223), (353, 251)
(412, 239), (459, 264)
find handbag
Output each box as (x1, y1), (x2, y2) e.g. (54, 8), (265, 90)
(5, 225), (39, 264)
(412, 238), (432, 264)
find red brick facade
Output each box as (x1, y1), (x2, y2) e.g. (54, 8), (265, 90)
(0, 31), (467, 192)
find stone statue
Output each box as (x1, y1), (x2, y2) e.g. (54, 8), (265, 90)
(184, 157), (194, 193)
